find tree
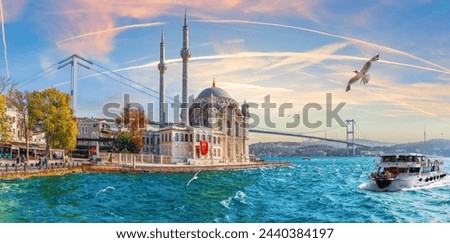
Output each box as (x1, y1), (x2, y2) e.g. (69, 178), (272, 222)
(27, 88), (77, 156)
(115, 105), (148, 153)
(0, 76), (12, 94)
(0, 94), (12, 141)
(113, 131), (138, 153)
(8, 89), (31, 159)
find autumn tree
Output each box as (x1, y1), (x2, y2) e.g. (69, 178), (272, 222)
(0, 77), (12, 142)
(115, 105), (148, 153)
(27, 88), (78, 156)
(0, 94), (12, 141)
(8, 89), (32, 159)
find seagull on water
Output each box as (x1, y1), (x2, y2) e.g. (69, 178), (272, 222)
(186, 171), (201, 187)
(346, 53), (379, 92)
(95, 186), (115, 197)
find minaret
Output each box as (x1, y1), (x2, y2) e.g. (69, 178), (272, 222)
(180, 10), (191, 126)
(158, 30), (167, 127)
(241, 100), (250, 162)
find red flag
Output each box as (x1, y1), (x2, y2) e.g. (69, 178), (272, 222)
(90, 147), (96, 154)
(200, 140), (208, 156)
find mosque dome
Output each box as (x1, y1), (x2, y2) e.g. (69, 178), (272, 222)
(197, 79), (231, 99)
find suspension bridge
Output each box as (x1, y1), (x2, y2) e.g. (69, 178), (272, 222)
(17, 54), (369, 156)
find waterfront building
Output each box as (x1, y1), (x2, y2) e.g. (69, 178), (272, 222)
(140, 13), (250, 164)
(0, 108), (47, 159)
(76, 118), (115, 153)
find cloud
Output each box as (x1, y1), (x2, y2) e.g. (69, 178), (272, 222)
(223, 39), (245, 45)
(75, 49), (449, 123)
(0, 0), (27, 22)
(36, 0), (323, 57)
(57, 22), (165, 45)
(241, 1), (322, 21)
(193, 19), (450, 73)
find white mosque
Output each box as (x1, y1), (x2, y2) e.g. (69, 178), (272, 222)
(141, 13), (250, 165)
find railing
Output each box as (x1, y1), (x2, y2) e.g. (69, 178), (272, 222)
(98, 152), (172, 164)
(0, 160), (82, 173)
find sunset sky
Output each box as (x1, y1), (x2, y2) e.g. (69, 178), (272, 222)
(1, 0), (449, 144)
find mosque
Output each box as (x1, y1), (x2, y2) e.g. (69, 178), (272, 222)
(141, 13), (250, 164)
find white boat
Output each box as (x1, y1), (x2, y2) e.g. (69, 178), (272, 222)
(369, 153), (447, 190)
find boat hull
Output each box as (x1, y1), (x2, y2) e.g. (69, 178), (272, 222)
(371, 172), (446, 191)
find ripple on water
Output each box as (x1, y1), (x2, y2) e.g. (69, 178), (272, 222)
(1, 157), (449, 223)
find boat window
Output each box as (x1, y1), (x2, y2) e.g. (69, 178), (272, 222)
(409, 168), (420, 173)
(382, 156), (396, 162)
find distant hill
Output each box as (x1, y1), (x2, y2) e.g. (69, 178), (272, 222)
(250, 139), (450, 157)
(376, 139), (450, 156)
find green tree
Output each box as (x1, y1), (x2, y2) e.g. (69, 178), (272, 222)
(113, 131), (138, 153)
(27, 88), (77, 156)
(0, 94), (12, 141)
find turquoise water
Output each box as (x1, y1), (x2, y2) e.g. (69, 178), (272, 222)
(1, 157), (449, 223)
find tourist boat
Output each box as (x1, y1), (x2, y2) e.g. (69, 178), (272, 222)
(369, 153), (446, 190)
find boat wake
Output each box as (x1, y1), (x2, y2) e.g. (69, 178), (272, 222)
(359, 176), (450, 192)
(401, 177), (450, 191)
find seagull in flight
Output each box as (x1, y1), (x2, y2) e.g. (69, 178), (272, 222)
(95, 186), (115, 197)
(346, 53), (379, 92)
(186, 171), (201, 187)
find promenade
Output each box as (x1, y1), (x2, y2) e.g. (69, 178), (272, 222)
(0, 159), (84, 180)
(0, 158), (291, 180)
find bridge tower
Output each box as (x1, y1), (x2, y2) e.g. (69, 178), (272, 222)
(346, 119), (356, 156)
(58, 54), (92, 117)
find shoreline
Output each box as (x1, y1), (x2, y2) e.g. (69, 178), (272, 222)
(0, 160), (291, 180)
(82, 161), (291, 174)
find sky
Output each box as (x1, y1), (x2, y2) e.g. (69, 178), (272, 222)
(0, 0), (449, 144)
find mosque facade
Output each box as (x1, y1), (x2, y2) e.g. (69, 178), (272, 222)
(141, 13), (250, 164)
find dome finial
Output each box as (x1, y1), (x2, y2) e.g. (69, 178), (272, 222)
(212, 78), (216, 87)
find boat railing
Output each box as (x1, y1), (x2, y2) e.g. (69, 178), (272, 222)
(377, 160), (443, 167)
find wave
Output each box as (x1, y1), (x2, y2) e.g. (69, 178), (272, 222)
(220, 190), (248, 209)
(358, 182), (391, 192)
(359, 177), (450, 192)
(220, 198), (231, 209)
(401, 177), (450, 191)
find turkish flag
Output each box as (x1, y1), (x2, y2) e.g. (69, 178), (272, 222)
(200, 140), (208, 156)
(90, 147), (96, 154)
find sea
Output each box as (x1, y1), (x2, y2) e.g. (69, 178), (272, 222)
(1, 156), (449, 223)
